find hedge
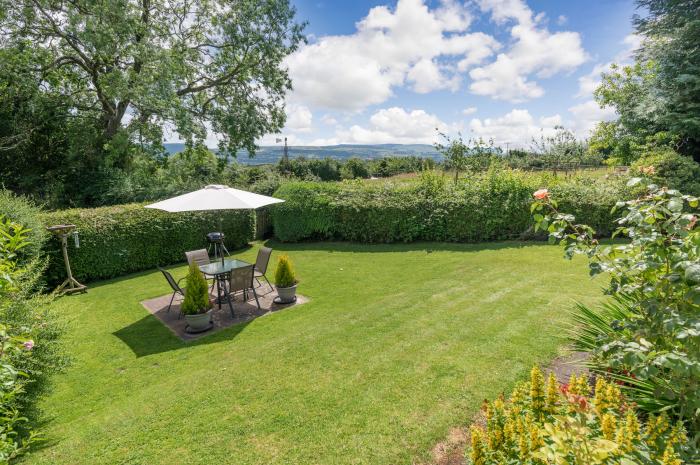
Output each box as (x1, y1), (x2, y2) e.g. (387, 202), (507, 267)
(271, 173), (626, 243)
(41, 203), (255, 283)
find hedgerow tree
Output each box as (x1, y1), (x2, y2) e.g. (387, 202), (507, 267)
(592, 0), (700, 162)
(0, 0), (305, 205)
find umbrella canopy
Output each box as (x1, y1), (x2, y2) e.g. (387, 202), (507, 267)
(144, 185), (284, 212)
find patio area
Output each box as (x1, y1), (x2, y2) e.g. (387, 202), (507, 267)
(141, 285), (309, 341)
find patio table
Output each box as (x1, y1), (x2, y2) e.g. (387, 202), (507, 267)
(199, 259), (252, 307)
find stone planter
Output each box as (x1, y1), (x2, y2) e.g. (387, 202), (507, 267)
(276, 284), (297, 304)
(184, 309), (213, 333)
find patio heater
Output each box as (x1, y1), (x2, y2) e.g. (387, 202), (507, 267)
(206, 231), (229, 264)
(47, 224), (87, 294)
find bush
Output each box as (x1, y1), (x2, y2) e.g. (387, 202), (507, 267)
(631, 148), (700, 196)
(0, 214), (64, 462)
(0, 190), (47, 262)
(467, 366), (695, 464)
(41, 203), (254, 283)
(534, 179), (700, 437)
(271, 172), (625, 243)
(180, 262), (211, 315)
(274, 255), (297, 288)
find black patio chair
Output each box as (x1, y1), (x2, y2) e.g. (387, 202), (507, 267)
(253, 247), (274, 292)
(225, 265), (260, 318)
(159, 267), (185, 318)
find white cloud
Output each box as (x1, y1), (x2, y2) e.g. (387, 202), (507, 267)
(309, 107), (447, 145)
(320, 114), (338, 126)
(286, 0), (500, 111)
(468, 108), (560, 147)
(462, 106), (478, 115)
(407, 58), (460, 93)
(285, 105), (313, 133)
(576, 34), (641, 98)
(568, 100), (616, 135)
(556, 15), (567, 26)
(469, 0), (588, 102)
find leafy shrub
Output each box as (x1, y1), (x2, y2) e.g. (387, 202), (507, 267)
(533, 179), (700, 436)
(467, 366), (695, 464)
(0, 215), (63, 462)
(0, 190), (47, 263)
(180, 263), (211, 315)
(274, 255), (297, 288)
(271, 172), (625, 243)
(631, 147), (700, 196)
(41, 203), (254, 283)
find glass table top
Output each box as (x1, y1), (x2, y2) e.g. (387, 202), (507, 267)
(199, 259), (251, 276)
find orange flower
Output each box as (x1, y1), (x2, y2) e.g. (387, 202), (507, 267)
(533, 189), (549, 200)
(641, 165), (656, 175)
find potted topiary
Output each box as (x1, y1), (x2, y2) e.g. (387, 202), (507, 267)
(180, 262), (213, 333)
(274, 255), (298, 304)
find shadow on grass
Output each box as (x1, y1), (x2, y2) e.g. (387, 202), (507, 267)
(112, 314), (252, 358)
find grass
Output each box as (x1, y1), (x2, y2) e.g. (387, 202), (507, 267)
(27, 241), (606, 465)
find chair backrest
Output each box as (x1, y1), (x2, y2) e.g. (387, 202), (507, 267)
(186, 249), (210, 268)
(159, 267), (182, 293)
(255, 247), (272, 274)
(229, 265), (255, 293)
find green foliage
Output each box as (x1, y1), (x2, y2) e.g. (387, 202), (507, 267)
(533, 180), (700, 436)
(0, 0), (305, 207)
(274, 255), (297, 288)
(41, 203), (254, 283)
(467, 367), (695, 464)
(272, 172), (625, 243)
(0, 190), (47, 262)
(0, 214), (63, 463)
(179, 263), (211, 316)
(631, 147), (700, 196)
(634, 0), (700, 158)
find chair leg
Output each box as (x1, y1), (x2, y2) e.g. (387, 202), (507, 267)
(252, 287), (261, 310)
(167, 292), (176, 313)
(264, 274), (274, 292)
(226, 290), (235, 318)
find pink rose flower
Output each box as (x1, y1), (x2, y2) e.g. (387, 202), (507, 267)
(23, 340), (34, 351)
(533, 189), (549, 200)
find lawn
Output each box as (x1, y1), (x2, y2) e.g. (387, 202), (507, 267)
(27, 241), (605, 465)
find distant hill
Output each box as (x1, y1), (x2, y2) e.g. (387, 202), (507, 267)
(163, 143), (442, 165)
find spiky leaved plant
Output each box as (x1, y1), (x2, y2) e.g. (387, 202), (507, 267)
(274, 255), (298, 288)
(180, 262), (211, 315)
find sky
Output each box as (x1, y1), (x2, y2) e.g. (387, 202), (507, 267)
(253, 0), (640, 149)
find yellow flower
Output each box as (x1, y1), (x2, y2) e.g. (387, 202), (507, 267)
(617, 410), (640, 452)
(604, 383), (621, 410)
(667, 422), (688, 448)
(545, 372), (558, 412)
(601, 413), (617, 441)
(470, 426), (486, 465)
(661, 444), (682, 465)
(594, 378), (608, 415)
(646, 413), (670, 444)
(530, 366), (545, 411)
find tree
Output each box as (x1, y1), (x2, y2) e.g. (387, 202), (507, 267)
(635, 0), (700, 157)
(434, 132), (469, 183)
(0, 0), (305, 203)
(593, 0), (700, 162)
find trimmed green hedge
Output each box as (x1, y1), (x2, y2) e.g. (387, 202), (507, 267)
(271, 173), (625, 243)
(41, 203), (254, 283)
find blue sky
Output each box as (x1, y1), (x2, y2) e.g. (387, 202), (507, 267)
(257, 0), (638, 148)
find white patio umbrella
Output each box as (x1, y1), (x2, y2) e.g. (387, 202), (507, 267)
(145, 184), (284, 262)
(144, 184), (284, 212)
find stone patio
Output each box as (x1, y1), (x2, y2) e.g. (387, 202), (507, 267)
(141, 285), (308, 341)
